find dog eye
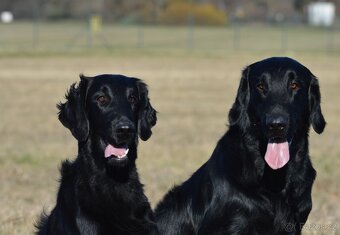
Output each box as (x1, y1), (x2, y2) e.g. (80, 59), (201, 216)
(290, 82), (300, 90)
(128, 95), (138, 104)
(97, 95), (109, 105)
(256, 83), (265, 91)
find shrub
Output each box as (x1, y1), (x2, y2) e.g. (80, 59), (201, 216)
(161, 1), (226, 26)
(194, 4), (226, 25)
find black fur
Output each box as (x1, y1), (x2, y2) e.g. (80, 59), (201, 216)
(155, 57), (326, 235)
(36, 74), (158, 235)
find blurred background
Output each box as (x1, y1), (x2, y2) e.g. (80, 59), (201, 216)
(0, 0), (339, 234)
(1, 0), (340, 53)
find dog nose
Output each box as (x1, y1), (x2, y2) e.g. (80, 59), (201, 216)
(114, 124), (136, 144)
(116, 125), (135, 135)
(266, 116), (288, 132)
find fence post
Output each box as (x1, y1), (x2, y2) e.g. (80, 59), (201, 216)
(86, 0), (93, 48)
(327, 24), (335, 53)
(281, 22), (288, 52)
(187, 14), (194, 51)
(32, 0), (40, 49)
(86, 15), (93, 48)
(137, 23), (144, 48)
(232, 21), (240, 51)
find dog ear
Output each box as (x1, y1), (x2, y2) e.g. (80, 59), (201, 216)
(309, 76), (326, 134)
(137, 81), (157, 141)
(57, 75), (90, 142)
(228, 67), (250, 128)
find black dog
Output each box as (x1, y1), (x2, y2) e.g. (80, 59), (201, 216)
(36, 74), (158, 235)
(155, 57), (326, 235)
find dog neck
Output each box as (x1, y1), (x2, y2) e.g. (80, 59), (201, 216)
(72, 140), (153, 231)
(77, 138), (139, 183)
(258, 129), (311, 192)
(220, 125), (311, 194)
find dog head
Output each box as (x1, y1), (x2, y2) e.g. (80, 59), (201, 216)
(229, 57), (325, 170)
(58, 74), (157, 168)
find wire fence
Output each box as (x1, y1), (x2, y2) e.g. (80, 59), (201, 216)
(1, 18), (340, 55)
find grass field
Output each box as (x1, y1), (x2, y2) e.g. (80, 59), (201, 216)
(0, 23), (339, 234)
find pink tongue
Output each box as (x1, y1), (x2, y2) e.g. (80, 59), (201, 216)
(104, 144), (127, 158)
(264, 141), (290, 170)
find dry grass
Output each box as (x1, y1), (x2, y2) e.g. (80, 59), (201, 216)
(0, 53), (339, 235)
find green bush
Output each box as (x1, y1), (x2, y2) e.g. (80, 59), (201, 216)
(161, 1), (226, 26)
(194, 4), (226, 25)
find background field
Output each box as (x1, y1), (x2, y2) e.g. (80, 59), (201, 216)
(0, 23), (339, 234)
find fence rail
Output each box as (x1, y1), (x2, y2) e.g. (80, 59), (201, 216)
(0, 21), (339, 55)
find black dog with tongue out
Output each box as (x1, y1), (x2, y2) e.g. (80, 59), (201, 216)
(36, 74), (158, 235)
(155, 57), (326, 235)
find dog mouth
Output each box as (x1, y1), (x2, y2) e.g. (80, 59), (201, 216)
(264, 137), (290, 170)
(104, 144), (129, 160)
